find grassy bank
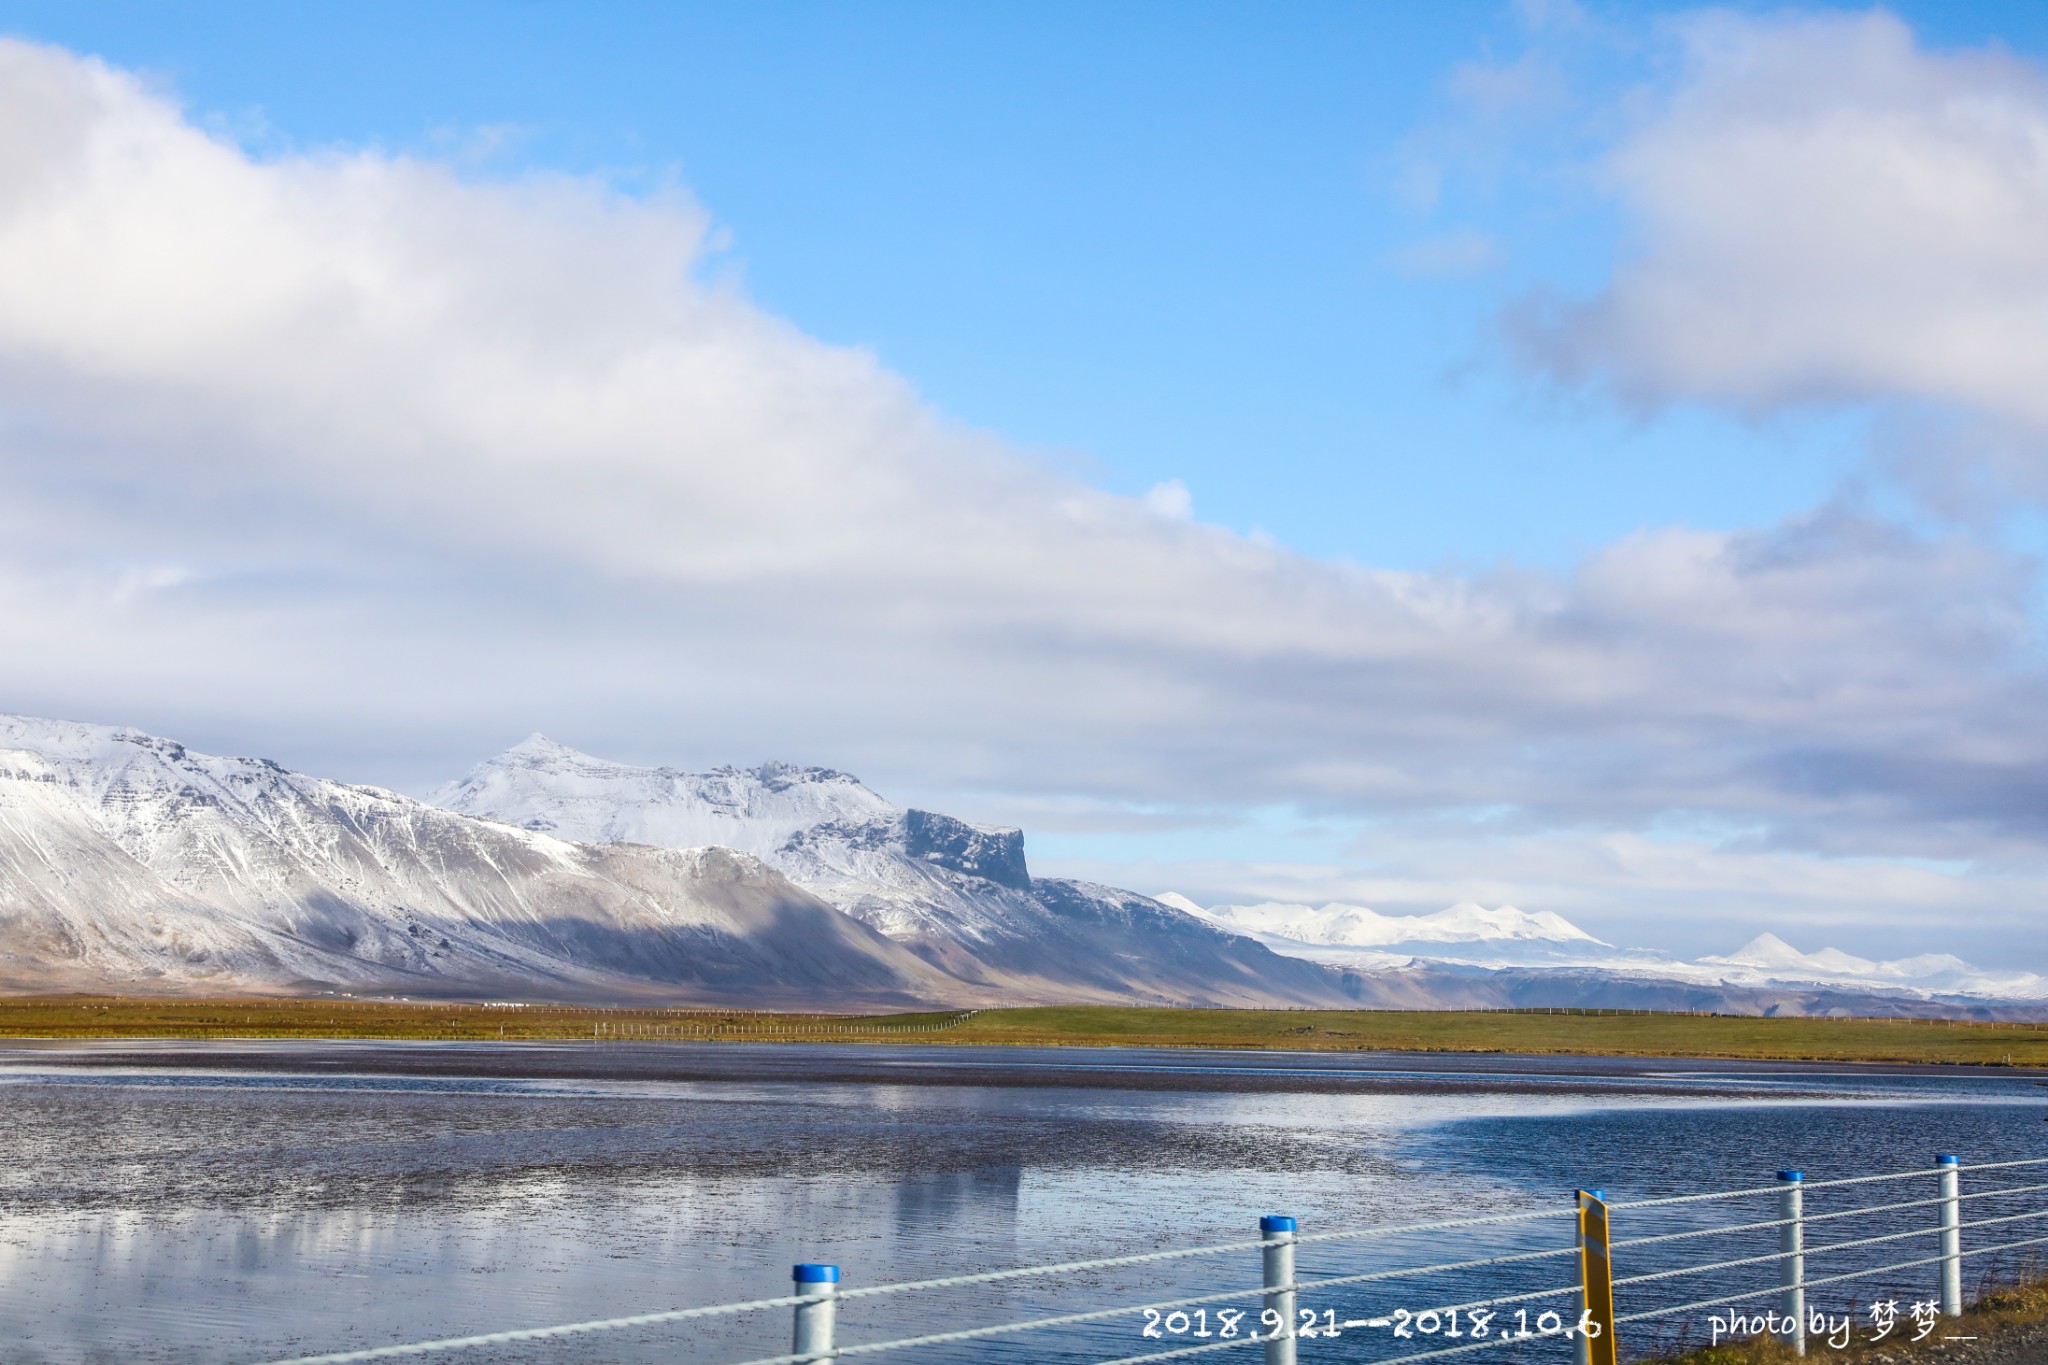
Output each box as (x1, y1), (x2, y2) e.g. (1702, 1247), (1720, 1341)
(0, 996), (970, 1041)
(937, 1006), (2048, 1065)
(1644, 1279), (2048, 1363)
(3, 998), (2047, 1064)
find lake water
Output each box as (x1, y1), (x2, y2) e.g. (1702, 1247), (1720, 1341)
(2, 1041), (2044, 1363)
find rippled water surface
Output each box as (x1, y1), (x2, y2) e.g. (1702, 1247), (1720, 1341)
(2, 1041), (2043, 1363)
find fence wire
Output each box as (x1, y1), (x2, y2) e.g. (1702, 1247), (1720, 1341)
(251, 1155), (2048, 1365)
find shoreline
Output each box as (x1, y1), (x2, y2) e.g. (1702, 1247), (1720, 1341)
(4, 999), (2048, 1069)
(5, 1035), (2045, 1098)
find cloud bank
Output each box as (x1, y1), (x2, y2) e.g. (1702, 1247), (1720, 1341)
(1515, 9), (2048, 445)
(0, 32), (2043, 950)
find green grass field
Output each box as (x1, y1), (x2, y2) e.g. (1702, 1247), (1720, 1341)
(3, 997), (2046, 1065)
(940, 1005), (2048, 1065)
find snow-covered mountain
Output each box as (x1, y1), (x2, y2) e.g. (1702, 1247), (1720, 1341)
(1171, 896), (1613, 961)
(1695, 933), (2048, 1000)
(1162, 896), (1628, 970)
(434, 738), (1354, 1006)
(1159, 893), (2048, 1005)
(0, 715), (961, 1004)
(1171, 897), (1605, 950)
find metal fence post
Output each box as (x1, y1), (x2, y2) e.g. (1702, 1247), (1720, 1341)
(1939, 1154), (1962, 1317)
(1778, 1170), (1805, 1357)
(1261, 1215), (1297, 1365)
(792, 1263), (838, 1362)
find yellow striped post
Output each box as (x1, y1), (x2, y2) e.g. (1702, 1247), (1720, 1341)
(1577, 1191), (1618, 1365)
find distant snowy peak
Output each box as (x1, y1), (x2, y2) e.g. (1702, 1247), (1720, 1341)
(496, 733), (867, 797)
(431, 737), (902, 858)
(1174, 896), (1607, 948)
(1425, 902), (1602, 944)
(1699, 933), (2038, 995)
(1709, 933), (1880, 975)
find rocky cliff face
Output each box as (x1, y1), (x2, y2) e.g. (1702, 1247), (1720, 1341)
(901, 809), (1030, 890)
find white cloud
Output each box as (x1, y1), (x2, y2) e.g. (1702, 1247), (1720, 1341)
(1, 39), (2046, 947)
(1513, 9), (2048, 441)
(1139, 479), (1194, 521)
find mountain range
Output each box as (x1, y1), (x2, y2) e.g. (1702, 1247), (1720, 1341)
(0, 716), (1347, 1006)
(1172, 896), (2048, 1006)
(1, 712), (2040, 1014)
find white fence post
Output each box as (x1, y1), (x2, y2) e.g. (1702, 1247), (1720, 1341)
(1779, 1170), (1805, 1357)
(1939, 1155), (1962, 1317)
(1262, 1214), (1297, 1365)
(792, 1263), (838, 1362)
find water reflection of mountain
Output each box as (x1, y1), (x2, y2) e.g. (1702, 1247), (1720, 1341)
(893, 1165), (1023, 1233)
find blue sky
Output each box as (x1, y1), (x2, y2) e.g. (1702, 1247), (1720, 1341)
(6, 3), (2048, 961)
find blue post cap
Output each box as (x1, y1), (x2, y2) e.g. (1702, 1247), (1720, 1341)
(793, 1263), (840, 1284)
(1938, 1154), (1960, 1165)
(1778, 1170), (1804, 1182)
(1260, 1215), (1297, 1233)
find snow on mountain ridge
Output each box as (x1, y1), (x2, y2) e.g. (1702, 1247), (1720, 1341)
(430, 737), (908, 859)
(1172, 895), (1608, 948)
(433, 737), (1052, 945)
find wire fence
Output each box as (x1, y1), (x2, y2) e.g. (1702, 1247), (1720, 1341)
(250, 1156), (2048, 1365)
(589, 1009), (985, 1041)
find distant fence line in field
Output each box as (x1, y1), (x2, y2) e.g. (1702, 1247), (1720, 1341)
(592, 1011), (985, 1040)
(12, 1000), (2048, 1030)
(1202, 1006), (2048, 1025)
(1446, 1008), (2048, 1026)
